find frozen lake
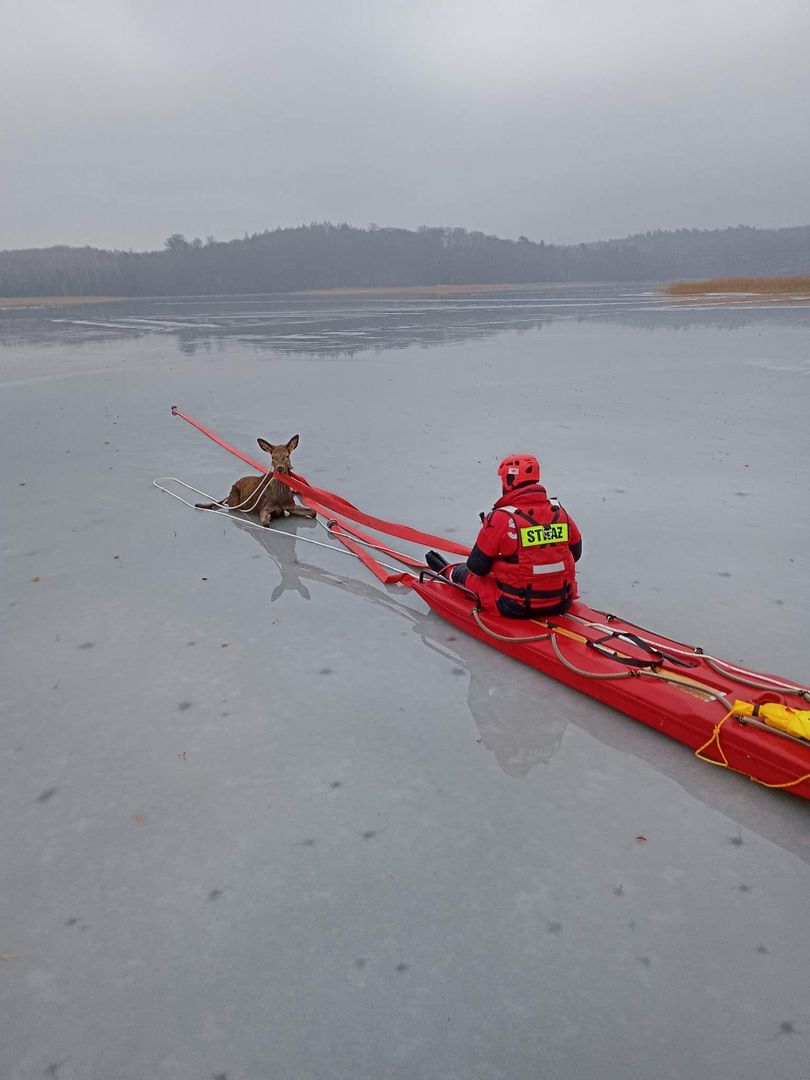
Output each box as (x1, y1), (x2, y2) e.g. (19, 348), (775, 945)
(2, 286), (809, 1080)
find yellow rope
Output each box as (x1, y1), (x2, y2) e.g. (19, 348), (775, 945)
(695, 710), (733, 769)
(748, 771), (810, 791)
(694, 709), (810, 791)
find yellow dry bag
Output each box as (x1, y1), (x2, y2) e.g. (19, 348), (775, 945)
(732, 700), (810, 741)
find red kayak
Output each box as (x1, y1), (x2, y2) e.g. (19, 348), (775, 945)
(168, 406), (810, 799)
(410, 576), (810, 798)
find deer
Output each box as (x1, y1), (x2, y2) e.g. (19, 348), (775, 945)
(195, 435), (316, 526)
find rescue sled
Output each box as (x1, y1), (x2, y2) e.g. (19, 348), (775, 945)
(164, 407), (810, 800)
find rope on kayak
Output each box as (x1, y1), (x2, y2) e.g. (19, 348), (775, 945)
(695, 710), (810, 791)
(576, 613), (810, 699)
(549, 638), (728, 699)
(735, 713), (810, 748)
(702, 655), (810, 699)
(590, 609), (700, 650)
(549, 634), (636, 680)
(473, 611), (737, 703)
(473, 610), (638, 678)
(474, 608), (732, 692)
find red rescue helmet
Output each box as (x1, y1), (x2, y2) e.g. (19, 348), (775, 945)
(498, 454), (541, 491)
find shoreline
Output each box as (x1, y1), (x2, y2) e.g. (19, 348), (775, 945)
(0, 283), (608, 307)
(4, 276), (809, 305)
(292, 282), (601, 296)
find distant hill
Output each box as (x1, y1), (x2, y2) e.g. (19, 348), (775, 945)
(0, 223), (808, 297)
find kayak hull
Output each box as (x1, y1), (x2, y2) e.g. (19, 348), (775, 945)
(412, 581), (810, 799)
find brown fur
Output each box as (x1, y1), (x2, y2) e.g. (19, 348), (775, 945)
(195, 434), (316, 526)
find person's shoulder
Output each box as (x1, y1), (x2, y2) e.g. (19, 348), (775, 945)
(483, 505), (516, 532)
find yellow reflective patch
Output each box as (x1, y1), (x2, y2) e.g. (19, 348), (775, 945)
(519, 522), (569, 547)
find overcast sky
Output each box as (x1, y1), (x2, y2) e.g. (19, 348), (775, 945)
(2, 0), (809, 250)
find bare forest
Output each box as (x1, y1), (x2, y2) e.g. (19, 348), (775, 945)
(1, 222), (809, 297)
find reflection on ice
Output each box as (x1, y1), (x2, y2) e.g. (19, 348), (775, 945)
(3, 285), (810, 358)
(230, 513), (568, 775)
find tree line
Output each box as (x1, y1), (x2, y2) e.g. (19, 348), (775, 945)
(0, 222), (808, 297)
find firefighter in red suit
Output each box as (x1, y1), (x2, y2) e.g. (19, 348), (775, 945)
(426, 454), (582, 618)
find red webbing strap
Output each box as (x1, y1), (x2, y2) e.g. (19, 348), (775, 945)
(302, 496), (425, 569)
(171, 405), (268, 475)
(171, 405), (470, 558)
(279, 471), (470, 557)
(325, 525), (415, 586)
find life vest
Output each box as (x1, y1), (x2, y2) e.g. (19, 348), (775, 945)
(487, 486), (578, 615)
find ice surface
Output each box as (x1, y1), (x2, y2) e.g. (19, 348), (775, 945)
(1, 286), (808, 1080)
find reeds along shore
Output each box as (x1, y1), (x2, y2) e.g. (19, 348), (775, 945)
(0, 296), (118, 308)
(663, 276), (810, 297)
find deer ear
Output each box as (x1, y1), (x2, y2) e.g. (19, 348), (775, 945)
(257, 438), (274, 453)
(286, 435), (300, 451)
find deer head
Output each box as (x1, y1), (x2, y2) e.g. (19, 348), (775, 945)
(257, 435), (300, 475)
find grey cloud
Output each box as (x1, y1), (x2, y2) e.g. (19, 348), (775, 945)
(2, 0), (809, 249)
